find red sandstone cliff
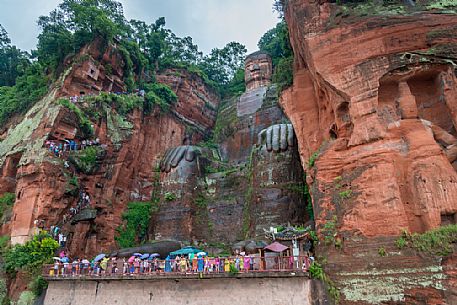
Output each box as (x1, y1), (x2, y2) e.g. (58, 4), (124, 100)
(281, 0), (457, 303)
(0, 41), (221, 255)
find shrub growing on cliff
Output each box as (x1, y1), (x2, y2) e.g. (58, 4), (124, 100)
(3, 232), (58, 274)
(115, 201), (154, 248)
(309, 261), (340, 303)
(58, 98), (94, 137)
(272, 56), (293, 91)
(68, 146), (102, 174)
(0, 192), (15, 224)
(399, 225), (457, 256)
(144, 83), (177, 113)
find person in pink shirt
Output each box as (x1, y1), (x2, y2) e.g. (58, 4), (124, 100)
(244, 255), (251, 272)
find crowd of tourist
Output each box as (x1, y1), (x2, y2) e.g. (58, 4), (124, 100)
(48, 252), (314, 277)
(45, 138), (101, 158)
(68, 89), (145, 104)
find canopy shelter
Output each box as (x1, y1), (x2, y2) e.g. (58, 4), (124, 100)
(260, 241), (290, 270)
(264, 242), (288, 253)
(169, 246), (203, 257)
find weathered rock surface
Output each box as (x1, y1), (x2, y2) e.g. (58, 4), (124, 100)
(0, 41), (221, 254)
(0, 38), (308, 264)
(281, 0), (457, 303)
(152, 53), (309, 246)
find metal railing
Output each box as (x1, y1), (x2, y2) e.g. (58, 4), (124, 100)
(43, 255), (312, 278)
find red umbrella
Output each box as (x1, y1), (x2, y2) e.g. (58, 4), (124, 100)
(264, 242), (289, 253)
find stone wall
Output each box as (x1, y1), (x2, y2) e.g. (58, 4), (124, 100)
(44, 276), (328, 305)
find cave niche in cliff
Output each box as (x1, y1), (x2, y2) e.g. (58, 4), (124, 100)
(441, 213), (456, 226)
(379, 66), (456, 136)
(3, 153), (21, 180)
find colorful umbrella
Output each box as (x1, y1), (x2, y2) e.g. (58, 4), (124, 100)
(150, 253), (160, 258)
(140, 254), (150, 260)
(128, 256), (135, 263)
(196, 252), (207, 256)
(133, 252), (142, 257)
(94, 254), (106, 262)
(60, 257), (69, 263)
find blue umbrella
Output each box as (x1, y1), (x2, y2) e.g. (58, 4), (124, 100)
(140, 254), (150, 260)
(133, 252), (142, 257)
(148, 253), (160, 260)
(60, 257), (69, 263)
(94, 254), (106, 262)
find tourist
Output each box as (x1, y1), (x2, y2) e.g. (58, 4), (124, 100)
(197, 255), (204, 273)
(122, 258), (128, 274)
(63, 260), (69, 276)
(175, 256), (181, 272)
(192, 255), (198, 273)
(53, 261), (60, 276)
(180, 256), (187, 273)
(189, 252), (195, 270)
(244, 255), (251, 272)
(165, 256), (172, 273)
(219, 258), (225, 273)
(215, 257), (220, 273)
(204, 256), (209, 274)
(235, 255), (240, 271)
(143, 259), (149, 274)
(58, 233), (65, 247)
(72, 259), (78, 276)
(134, 257), (140, 274)
(224, 257), (230, 273)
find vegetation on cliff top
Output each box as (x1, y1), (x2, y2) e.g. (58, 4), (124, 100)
(0, 0), (248, 129)
(258, 20), (294, 91)
(396, 225), (457, 256)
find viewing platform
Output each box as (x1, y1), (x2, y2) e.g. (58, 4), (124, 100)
(44, 270), (309, 282)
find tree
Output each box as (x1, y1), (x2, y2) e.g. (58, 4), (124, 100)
(258, 21), (294, 91)
(160, 31), (203, 68)
(258, 21), (292, 66)
(36, 0), (129, 74)
(0, 25), (30, 87)
(199, 41), (247, 85)
(0, 24), (10, 48)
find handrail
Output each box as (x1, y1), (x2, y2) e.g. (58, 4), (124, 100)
(43, 255), (313, 278)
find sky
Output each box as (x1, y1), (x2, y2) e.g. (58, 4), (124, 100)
(0, 0), (280, 55)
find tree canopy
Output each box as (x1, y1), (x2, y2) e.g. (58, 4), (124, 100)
(258, 21), (294, 91)
(0, 0), (250, 128)
(35, 0), (247, 90)
(0, 24), (48, 127)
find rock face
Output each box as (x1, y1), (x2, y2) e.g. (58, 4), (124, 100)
(0, 41), (308, 260)
(153, 52), (308, 245)
(0, 40), (221, 251)
(281, 0), (457, 303)
(60, 39), (125, 97)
